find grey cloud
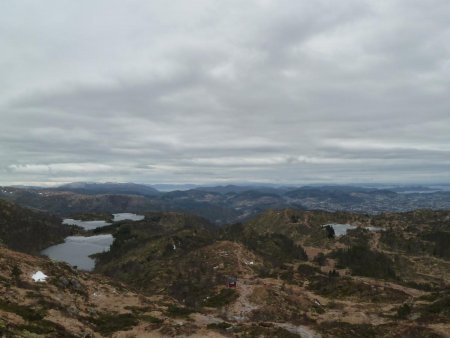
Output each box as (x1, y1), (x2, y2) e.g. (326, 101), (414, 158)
(1, 0), (449, 185)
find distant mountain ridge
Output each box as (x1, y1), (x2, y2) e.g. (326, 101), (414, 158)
(1, 183), (450, 224)
(56, 182), (160, 196)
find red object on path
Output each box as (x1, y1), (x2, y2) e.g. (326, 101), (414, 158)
(227, 276), (237, 288)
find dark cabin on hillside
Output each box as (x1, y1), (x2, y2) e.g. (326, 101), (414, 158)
(227, 276), (237, 288)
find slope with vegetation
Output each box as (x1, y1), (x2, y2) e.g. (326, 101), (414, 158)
(0, 200), (72, 254)
(0, 202), (449, 337)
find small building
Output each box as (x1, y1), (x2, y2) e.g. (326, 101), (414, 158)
(227, 276), (237, 288)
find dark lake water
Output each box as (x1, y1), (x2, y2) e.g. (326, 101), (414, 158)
(112, 213), (145, 222)
(62, 213), (145, 230)
(42, 213), (144, 270)
(41, 235), (113, 271)
(325, 223), (384, 236)
(62, 219), (111, 230)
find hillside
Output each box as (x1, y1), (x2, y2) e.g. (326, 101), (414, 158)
(0, 246), (225, 337)
(94, 212), (219, 301)
(0, 200), (72, 254)
(90, 208), (450, 337)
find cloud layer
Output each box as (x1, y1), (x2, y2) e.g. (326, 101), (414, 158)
(1, 0), (450, 185)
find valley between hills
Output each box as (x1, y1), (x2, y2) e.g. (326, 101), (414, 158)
(0, 184), (449, 337)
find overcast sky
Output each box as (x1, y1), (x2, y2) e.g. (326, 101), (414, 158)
(1, 0), (449, 186)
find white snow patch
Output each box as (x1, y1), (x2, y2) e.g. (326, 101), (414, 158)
(32, 271), (48, 282)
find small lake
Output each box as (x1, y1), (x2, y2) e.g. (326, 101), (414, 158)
(324, 223), (384, 236)
(62, 213), (145, 230)
(113, 213), (145, 222)
(43, 213), (145, 270)
(41, 235), (113, 271)
(62, 219), (112, 230)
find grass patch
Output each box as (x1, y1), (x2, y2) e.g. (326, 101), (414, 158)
(297, 263), (322, 277)
(420, 295), (450, 317)
(329, 245), (396, 279)
(319, 321), (380, 338)
(92, 313), (138, 335)
(17, 320), (75, 337)
(307, 276), (408, 303)
(207, 322), (232, 331)
(140, 315), (163, 324)
(0, 300), (45, 321)
(203, 289), (238, 308)
(236, 324), (301, 338)
(165, 305), (195, 317)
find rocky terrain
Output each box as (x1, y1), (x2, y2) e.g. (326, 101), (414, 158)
(0, 199), (449, 337)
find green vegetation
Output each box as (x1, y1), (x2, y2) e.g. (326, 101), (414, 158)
(421, 231), (450, 260)
(140, 315), (163, 324)
(11, 264), (22, 285)
(92, 313), (138, 335)
(297, 263), (322, 277)
(207, 322), (232, 331)
(339, 227), (371, 247)
(419, 295), (450, 317)
(16, 320), (74, 337)
(165, 305), (195, 317)
(308, 276), (408, 302)
(0, 200), (71, 254)
(203, 288), (238, 307)
(324, 225), (335, 238)
(0, 300), (45, 321)
(380, 229), (433, 255)
(237, 324), (301, 338)
(238, 232), (308, 265)
(330, 245), (396, 279)
(396, 303), (411, 318)
(314, 252), (327, 266)
(95, 212), (217, 307)
(319, 321), (380, 338)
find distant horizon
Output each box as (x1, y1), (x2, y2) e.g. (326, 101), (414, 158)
(3, 180), (450, 189)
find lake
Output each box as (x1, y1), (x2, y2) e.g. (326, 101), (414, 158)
(62, 219), (111, 230)
(62, 213), (145, 230)
(43, 213), (145, 270)
(41, 235), (113, 271)
(324, 223), (384, 236)
(112, 213), (145, 222)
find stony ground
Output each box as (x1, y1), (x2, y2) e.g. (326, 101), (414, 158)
(1, 238), (449, 338)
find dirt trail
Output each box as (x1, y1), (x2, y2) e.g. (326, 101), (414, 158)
(226, 245), (259, 322)
(226, 277), (258, 322)
(224, 246), (321, 338)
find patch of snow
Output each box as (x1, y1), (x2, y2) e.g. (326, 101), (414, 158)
(32, 271), (48, 282)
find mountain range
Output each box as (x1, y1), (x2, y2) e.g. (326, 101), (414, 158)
(1, 183), (450, 224)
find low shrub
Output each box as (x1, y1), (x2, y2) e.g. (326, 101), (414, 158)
(203, 288), (238, 308)
(165, 305), (195, 317)
(92, 313), (138, 335)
